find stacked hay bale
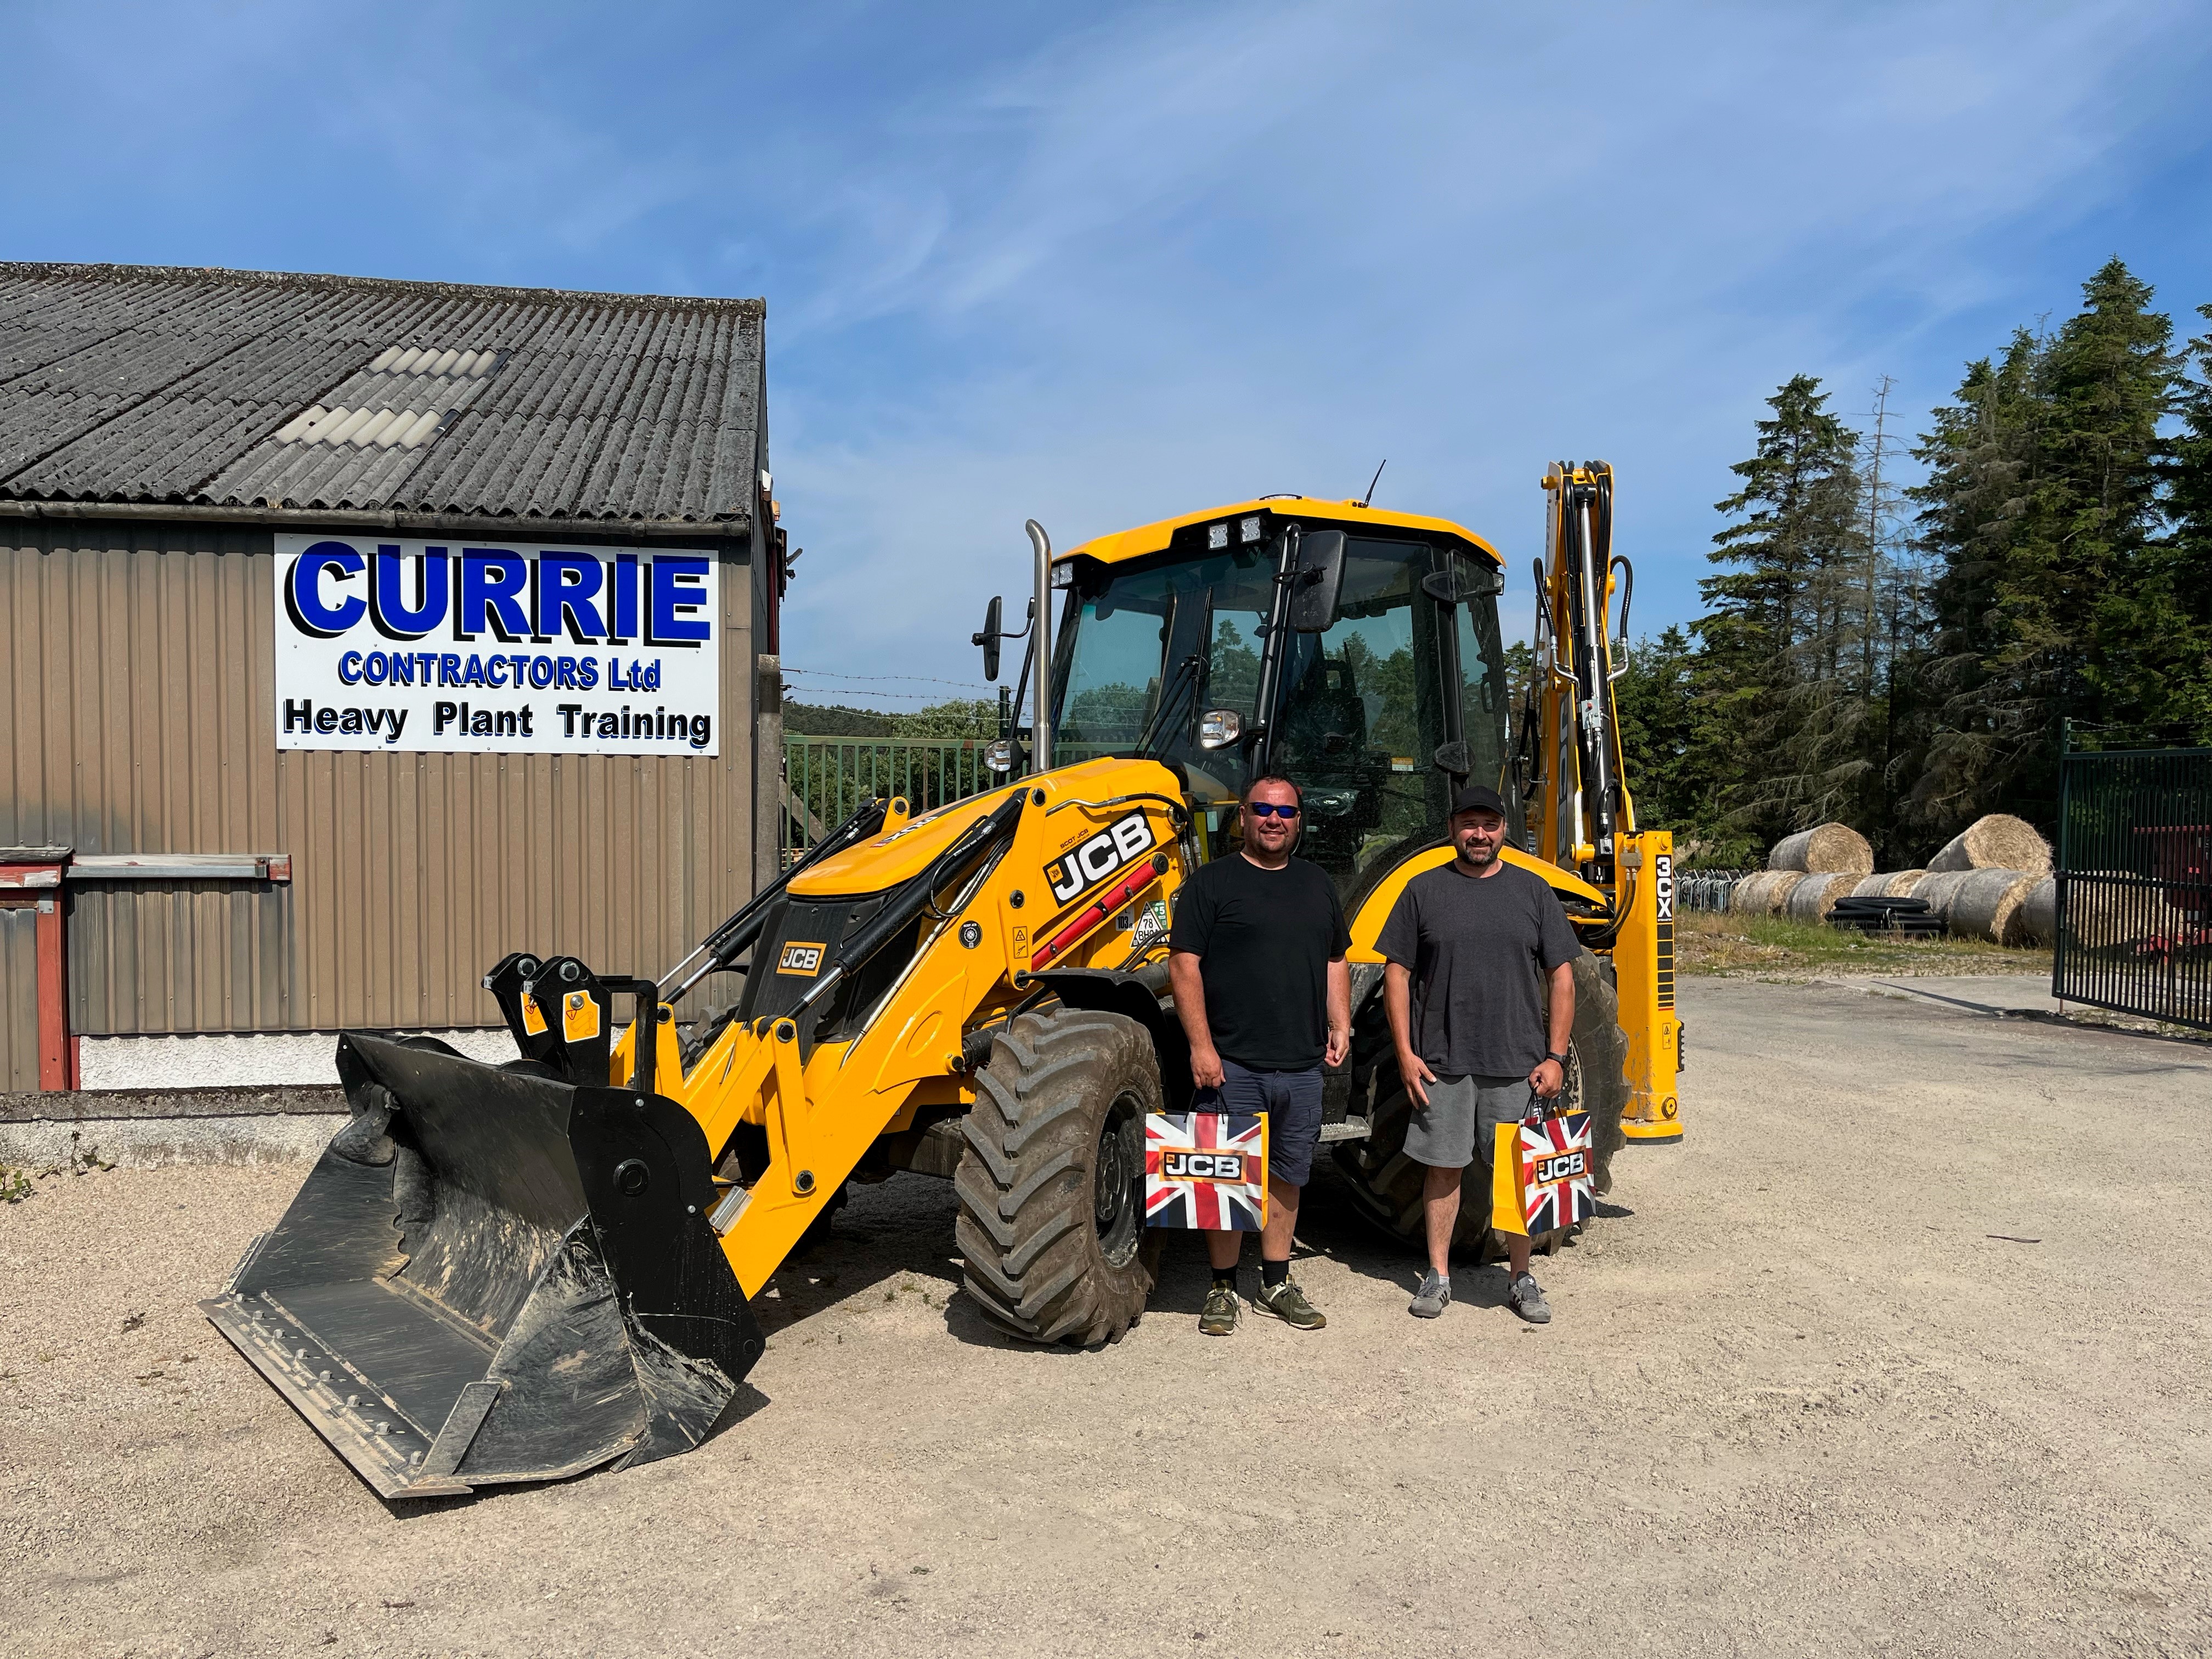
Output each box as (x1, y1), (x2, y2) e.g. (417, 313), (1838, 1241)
(1786, 872), (1864, 923)
(1849, 870), (1927, 898)
(2016, 877), (2058, 946)
(1734, 822), (1872, 920)
(1927, 814), (2052, 876)
(1946, 867), (2042, 944)
(1728, 870), (1804, 916)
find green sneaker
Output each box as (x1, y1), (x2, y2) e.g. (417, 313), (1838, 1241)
(1200, 1282), (1240, 1336)
(1254, 1277), (1326, 1330)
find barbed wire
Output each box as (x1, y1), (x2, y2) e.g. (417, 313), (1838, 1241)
(782, 667), (996, 689)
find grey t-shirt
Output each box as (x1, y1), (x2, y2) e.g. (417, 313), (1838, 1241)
(1374, 860), (1581, 1077)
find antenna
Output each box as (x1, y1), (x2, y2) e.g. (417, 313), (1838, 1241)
(1359, 459), (1387, 507)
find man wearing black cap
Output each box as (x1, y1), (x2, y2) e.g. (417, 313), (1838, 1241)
(1376, 783), (1579, 1323)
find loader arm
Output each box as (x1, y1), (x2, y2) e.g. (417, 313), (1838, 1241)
(1517, 462), (1681, 1142)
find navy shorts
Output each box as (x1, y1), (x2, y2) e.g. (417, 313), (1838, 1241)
(1194, 1058), (1325, 1187)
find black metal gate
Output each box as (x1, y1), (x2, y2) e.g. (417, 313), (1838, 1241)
(2055, 746), (2212, 1029)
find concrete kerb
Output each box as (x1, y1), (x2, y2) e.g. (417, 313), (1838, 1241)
(0, 1085), (344, 1169)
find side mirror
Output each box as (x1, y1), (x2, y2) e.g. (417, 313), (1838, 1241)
(984, 737), (1017, 773)
(1288, 529), (1347, 633)
(972, 595), (1004, 682)
(1432, 740), (1471, 776)
(1420, 560), (1504, 604)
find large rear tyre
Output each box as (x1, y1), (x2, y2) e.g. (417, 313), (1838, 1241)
(1334, 949), (1629, 1256)
(954, 1007), (1161, 1346)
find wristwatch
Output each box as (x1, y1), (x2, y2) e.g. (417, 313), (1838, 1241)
(1544, 1051), (1569, 1068)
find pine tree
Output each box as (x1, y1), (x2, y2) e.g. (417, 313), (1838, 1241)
(1696, 374), (1870, 845)
(1910, 259), (2177, 832)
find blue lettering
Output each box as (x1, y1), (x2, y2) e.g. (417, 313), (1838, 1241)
(362, 652), (390, 686)
(536, 554), (606, 641)
(608, 553), (640, 641)
(337, 650), (364, 685)
(285, 541), (365, 637)
(463, 653), (487, 687)
(486, 655), (509, 688)
(556, 656), (579, 690)
(578, 656), (600, 690)
(439, 652), (462, 686)
(647, 556), (712, 644)
(642, 658), (662, 692)
(370, 546), (448, 638)
(529, 655), (555, 689)
(459, 550), (530, 639)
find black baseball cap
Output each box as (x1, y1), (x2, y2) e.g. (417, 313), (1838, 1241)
(1450, 784), (1509, 819)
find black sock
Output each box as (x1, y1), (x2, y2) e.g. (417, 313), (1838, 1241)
(1212, 1266), (1239, 1289)
(1261, 1259), (1289, 1289)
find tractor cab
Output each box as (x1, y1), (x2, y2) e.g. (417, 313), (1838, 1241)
(981, 496), (1515, 899)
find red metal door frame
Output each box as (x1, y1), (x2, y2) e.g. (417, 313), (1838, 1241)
(0, 854), (76, 1090)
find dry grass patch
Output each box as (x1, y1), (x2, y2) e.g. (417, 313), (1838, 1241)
(1675, 909), (2049, 978)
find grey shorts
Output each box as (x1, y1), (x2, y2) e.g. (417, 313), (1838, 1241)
(1404, 1073), (1529, 1171)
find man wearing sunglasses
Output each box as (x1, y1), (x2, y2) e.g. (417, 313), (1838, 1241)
(1169, 774), (1351, 1335)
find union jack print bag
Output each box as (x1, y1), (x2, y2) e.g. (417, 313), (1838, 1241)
(1143, 1111), (1269, 1232)
(1489, 1105), (1595, 1238)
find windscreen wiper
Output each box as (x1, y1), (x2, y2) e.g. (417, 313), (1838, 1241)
(1135, 651), (1203, 758)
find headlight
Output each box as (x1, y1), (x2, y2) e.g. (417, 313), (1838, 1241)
(1198, 710), (1242, 749)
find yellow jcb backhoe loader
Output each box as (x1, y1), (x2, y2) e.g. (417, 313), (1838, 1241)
(205, 472), (1679, 1497)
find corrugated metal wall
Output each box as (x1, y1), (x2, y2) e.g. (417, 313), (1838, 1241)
(0, 906), (36, 1087)
(0, 518), (757, 1035)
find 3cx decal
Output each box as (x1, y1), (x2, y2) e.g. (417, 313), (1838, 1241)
(1044, 812), (1156, 905)
(775, 941), (827, 977)
(1654, 852), (1674, 920)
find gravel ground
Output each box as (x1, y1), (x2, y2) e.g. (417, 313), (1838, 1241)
(4, 974), (2208, 1658)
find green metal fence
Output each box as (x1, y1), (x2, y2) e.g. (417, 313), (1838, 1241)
(781, 737), (1001, 864)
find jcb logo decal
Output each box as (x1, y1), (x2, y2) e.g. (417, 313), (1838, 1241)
(1045, 812), (1156, 905)
(1533, 1151), (1586, 1183)
(1161, 1150), (1249, 1183)
(776, 941), (827, 977)
(1655, 852), (1673, 920)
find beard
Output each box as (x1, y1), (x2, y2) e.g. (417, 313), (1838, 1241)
(1457, 839), (1497, 867)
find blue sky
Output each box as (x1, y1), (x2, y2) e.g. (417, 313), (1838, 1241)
(9, 1), (2211, 709)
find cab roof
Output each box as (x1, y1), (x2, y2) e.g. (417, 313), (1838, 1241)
(1061, 494), (1503, 569)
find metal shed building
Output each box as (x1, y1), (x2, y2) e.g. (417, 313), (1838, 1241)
(0, 263), (786, 1091)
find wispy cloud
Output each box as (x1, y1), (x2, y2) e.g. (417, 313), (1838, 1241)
(7, 1), (2209, 703)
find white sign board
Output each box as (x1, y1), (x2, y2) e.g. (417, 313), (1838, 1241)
(273, 534), (720, 755)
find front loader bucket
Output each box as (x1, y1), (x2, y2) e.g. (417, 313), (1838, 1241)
(201, 1033), (763, 1498)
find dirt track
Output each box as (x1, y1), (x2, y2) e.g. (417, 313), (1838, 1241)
(5, 974), (2209, 1657)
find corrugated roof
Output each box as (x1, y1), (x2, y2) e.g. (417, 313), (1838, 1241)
(0, 263), (764, 528)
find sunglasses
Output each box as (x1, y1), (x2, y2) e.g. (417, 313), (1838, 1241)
(1244, 802), (1301, 819)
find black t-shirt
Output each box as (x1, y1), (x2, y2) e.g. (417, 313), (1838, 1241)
(1375, 860), (1581, 1077)
(1169, 854), (1351, 1070)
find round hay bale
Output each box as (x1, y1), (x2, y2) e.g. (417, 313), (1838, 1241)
(1909, 868), (1976, 922)
(1850, 870), (1927, 898)
(1767, 823), (1875, 874)
(1728, 870), (1805, 916)
(1926, 814), (2052, 875)
(1785, 872), (1861, 923)
(2064, 873), (2183, 950)
(1945, 868), (2037, 943)
(2017, 877), (2057, 946)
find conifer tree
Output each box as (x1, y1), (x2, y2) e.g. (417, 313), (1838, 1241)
(1911, 259), (2177, 830)
(1696, 374), (1870, 844)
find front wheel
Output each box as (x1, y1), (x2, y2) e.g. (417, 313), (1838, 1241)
(953, 1007), (1161, 1346)
(1334, 949), (1629, 1255)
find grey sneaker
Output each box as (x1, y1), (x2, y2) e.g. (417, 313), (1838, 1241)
(1199, 1282), (1240, 1336)
(1254, 1277), (1326, 1329)
(1408, 1271), (1451, 1318)
(1509, 1272), (1551, 1324)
